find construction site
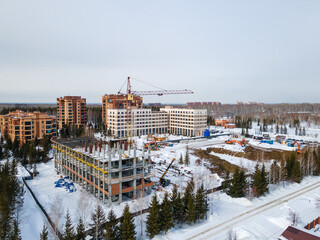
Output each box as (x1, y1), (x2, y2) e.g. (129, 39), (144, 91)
(52, 138), (153, 205)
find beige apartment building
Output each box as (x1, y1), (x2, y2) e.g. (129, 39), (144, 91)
(160, 106), (207, 137)
(107, 109), (168, 138)
(57, 96), (87, 129)
(0, 110), (57, 144)
(102, 94), (143, 125)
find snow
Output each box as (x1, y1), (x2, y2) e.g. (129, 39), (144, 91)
(155, 176), (320, 240)
(18, 122), (320, 239)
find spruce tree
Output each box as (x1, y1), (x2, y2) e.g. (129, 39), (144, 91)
(40, 225), (49, 240)
(260, 164), (269, 195)
(185, 147), (190, 166)
(76, 217), (86, 240)
(183, 178), (195, 215)
(119, 204), (136, 240)
(9, 220), (21, 240)
(222, 171), (230, 192)
(89, 204), (106, 240)
(186, 194), (196, 225)
(179, 154), (183, 165)
(228, 168), (246, 198)
(0, 144), (3, 160)
(146, 194), (161, 238)
(105, 209), (119, 240)
(64, 210), (75, 240)
(175, 192), (184, 227)
(195, 184), (207, 221)
(160, 192), (174, 233)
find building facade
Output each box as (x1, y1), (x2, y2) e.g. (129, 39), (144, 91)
(107, 109), (168, 138)
(57, 96), (87, 129)
(160, 106), (207, 137)
(0, 110), (57, 144)
(102, 94), (143, 125)
(52, 138), (153, 205)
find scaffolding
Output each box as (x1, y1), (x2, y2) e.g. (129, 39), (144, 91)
(52, 138), (154, 206)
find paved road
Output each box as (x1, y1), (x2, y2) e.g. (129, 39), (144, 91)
(185, 181), (320, 240)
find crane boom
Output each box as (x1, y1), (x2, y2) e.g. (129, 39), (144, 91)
(132, 89), (194, 96)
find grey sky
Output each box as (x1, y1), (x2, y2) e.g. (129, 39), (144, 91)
(0, 0), (320, 104)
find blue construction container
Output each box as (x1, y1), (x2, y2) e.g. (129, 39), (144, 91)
(204, 129), (210, 137)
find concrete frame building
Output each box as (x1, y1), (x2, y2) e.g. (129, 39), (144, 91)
(102, 94), (143, 125)
(57, 96), (87, 129)
(0, 110), (57, 144)
(107, 109), (168, 138)
(160, 106), (207, 137)
(52, 138), (153, 205)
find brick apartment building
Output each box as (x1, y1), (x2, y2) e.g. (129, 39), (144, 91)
(0, 110), (57, 144)
(57, 96), (87, 129)
(102, 94), (143, 125)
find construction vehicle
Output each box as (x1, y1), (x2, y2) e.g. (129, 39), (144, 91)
(159, 158), (176, 187)
(144, 141), (159, 151)
(288, 140), (302, 154)
(225, 139), (245, 147)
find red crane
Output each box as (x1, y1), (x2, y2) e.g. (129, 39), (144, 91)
(118, 77), (194, 140)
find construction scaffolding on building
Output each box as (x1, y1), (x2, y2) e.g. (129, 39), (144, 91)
(52, 138), (154, 206)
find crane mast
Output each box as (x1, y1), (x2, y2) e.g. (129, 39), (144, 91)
(121, 77), (193, 143)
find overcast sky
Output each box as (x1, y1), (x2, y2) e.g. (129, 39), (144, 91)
(0, 0), (320, 104)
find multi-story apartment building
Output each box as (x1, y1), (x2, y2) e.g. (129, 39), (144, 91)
(102, 94), (143, 125)
(57, 96), (87, 129)
(52, 138), (153, 205)
(160, 106), (207, 137)
(107, 109), (168, 138)
(0, 110), (57, 144)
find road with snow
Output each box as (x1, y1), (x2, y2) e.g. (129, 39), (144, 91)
(186, 180), (320, 240)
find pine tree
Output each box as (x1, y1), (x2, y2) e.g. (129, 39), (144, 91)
(160, 192), (174, 233)
(89, 204), (106, 240)
(195, 184), (207, 221)
(76, 218), (86, 240)
(105, 209), (119, 240)
(9, 220), (21, 240)
(119, 204), (136, 240)
(146, 194), (161, 238)
(186, 194), (196, 225)
(40, 225), (49, 240)
(64, 210), (75, 240)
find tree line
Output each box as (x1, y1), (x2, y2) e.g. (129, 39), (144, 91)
(223, 147), (320, 199)
(0, 160), (24, 239)
(0, 133), (52, 173)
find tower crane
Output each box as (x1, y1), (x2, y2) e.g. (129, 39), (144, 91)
(118, 77), (194, 142)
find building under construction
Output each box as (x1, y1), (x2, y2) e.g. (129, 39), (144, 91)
(52, 138), (154, 205)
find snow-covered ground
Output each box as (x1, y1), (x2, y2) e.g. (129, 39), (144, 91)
(19, 125), (320, 239)
(155, 176), (320, 240)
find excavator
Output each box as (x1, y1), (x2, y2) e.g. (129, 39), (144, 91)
(225, 139), (245, 147)
(144, 141), (159, 151)
(288, 140), (302, 154)
(159, 158), (176, 187)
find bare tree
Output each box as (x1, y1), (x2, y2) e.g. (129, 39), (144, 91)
(226, 228), (238, 240)
(78, 189), (91, 226)
(50, 196), (63, 240)
(288, 208), (300, 226)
